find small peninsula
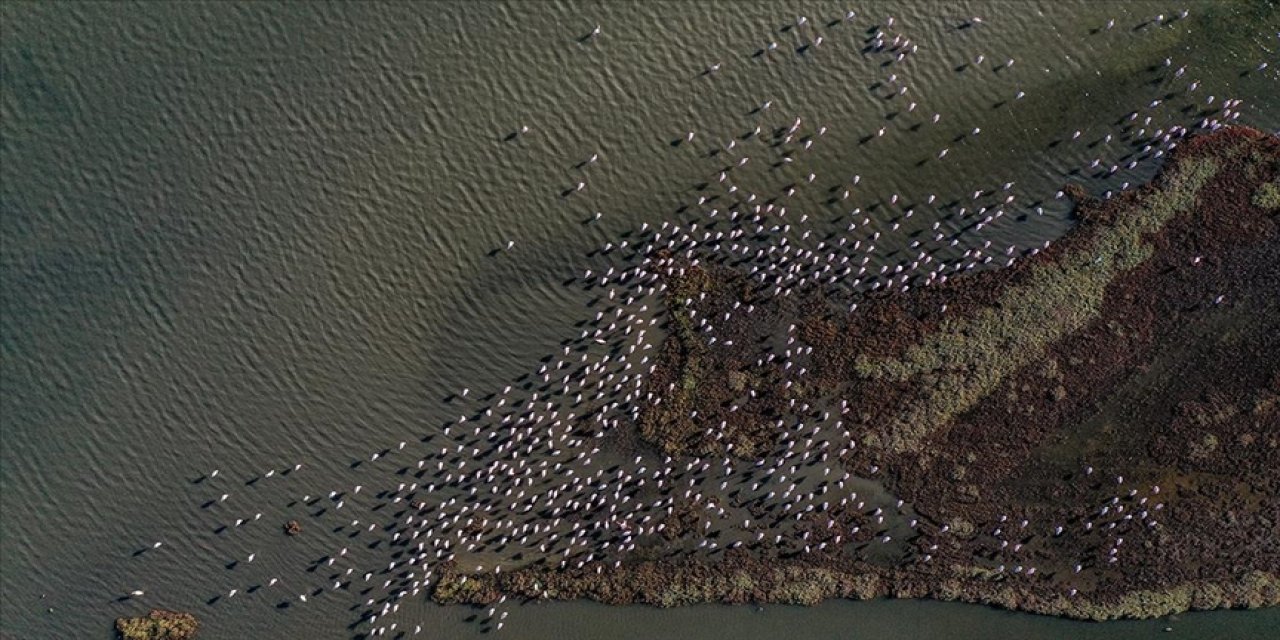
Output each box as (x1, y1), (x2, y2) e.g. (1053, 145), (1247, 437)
(433, 126), (1279, 620)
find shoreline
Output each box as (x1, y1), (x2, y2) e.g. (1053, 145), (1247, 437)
(434, 559), (1278, 622)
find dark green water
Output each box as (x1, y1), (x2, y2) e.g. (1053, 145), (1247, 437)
(2, 1), (1276, 638)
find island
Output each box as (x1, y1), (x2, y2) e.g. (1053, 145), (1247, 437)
(115, 610), (198, 640)
(431, 125), (1279, 620)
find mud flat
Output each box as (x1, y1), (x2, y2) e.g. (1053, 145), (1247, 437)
(435, 126), (1279, 620)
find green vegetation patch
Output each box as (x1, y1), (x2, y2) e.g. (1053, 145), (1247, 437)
(115, 610), (198, 640)
(1253, 181), (1280, 211)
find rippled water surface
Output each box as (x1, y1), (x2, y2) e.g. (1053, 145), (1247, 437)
(2, 1), (1277, 638)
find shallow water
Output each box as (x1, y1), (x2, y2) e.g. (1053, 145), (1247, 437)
(2, 1), (1277, 638)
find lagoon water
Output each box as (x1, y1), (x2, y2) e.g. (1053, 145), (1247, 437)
(2, 1), (1277, 638)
